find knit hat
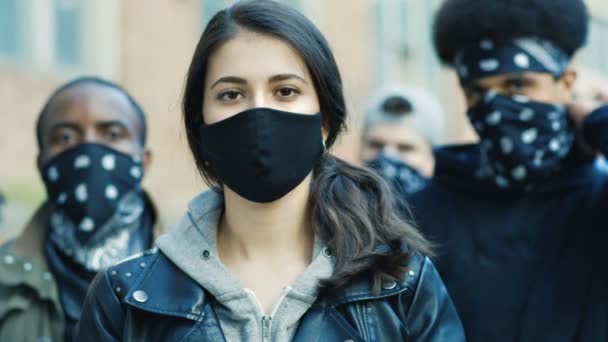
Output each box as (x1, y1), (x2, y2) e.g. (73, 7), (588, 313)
(363, 85), (446, 145)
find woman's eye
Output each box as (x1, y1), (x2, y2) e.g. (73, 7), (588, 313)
(276, 87), (299, 97)
(218, 91), (243, 101)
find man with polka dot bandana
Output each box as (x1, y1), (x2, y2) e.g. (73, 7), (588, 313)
(407, 0), (608, 341)
(0, 77), (161, 342)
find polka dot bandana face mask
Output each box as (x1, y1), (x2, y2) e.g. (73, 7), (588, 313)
(41, 143), (144, 246)
(366, 153), (427, 195)
(454, 37), (570, 85)
(468, 91), (575, 190)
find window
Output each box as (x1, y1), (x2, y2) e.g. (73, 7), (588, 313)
(282, 0), (300, 8)
(54, 0), (83, 66)
(202, 0), (233, 27)
(0, 0), (25, 59)
(580, 18), (608, 75)
(201, 0), (302, 27)
(0, 0), (119, 78)
(373, 0), (443, 89)
(373, 0), (408, 84)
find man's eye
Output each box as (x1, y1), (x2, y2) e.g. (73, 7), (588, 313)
(107, 131), (120, 140)
(368, 140), (384, 150)
(51, 132), (76, 145)
(105, 126), (126, 141)
(464, 86), (485, 100)
(506, 79), (528, 92)
(398, 144), (414, 152)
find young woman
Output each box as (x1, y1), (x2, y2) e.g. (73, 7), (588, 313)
(75, 1), (464, 341)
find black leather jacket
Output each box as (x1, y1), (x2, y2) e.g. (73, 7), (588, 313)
(75, 249), (464, 341)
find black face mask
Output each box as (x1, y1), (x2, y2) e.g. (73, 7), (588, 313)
(199, 107), (325, 203)
(41, 143), (144, 246)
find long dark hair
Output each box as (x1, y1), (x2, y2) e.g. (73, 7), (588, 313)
(183, 0), (430, 294)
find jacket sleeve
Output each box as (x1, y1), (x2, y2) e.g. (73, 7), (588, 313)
(582, 105), (608, 156)
(405, 257), (466, 341)
(73, 271), (124, 342)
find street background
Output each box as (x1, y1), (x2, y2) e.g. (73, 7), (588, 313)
(1, 0), (607, 239)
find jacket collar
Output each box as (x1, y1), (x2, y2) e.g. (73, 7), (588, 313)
(0, 202), (60, 317)
(8, 202), (53, 266)
(124, 250), (208, 322)
(127, 190), (424, 319)
(6, 191), (163, 261)
(0, 192), (163, 294)
(322, 253), (424, 307)
(124, 250), (424, 321)
(120, 190), (223, 322)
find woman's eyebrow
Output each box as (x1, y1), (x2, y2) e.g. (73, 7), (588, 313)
(211, 76), (247, 89)
(268, 73), (308, 84)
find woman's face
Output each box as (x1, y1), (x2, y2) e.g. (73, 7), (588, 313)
(202, 30), (320, 125)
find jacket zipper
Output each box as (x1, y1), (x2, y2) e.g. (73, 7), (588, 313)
(261, 315), (272, 342)
(246, 287), (292, 342)
(355, 302), (369, 341)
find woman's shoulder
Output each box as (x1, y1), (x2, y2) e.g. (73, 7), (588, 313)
(325, 253), (438, 306)
(387, 253), (449, 308)
(103, 248), (163, 301)
(101, 247), (207, 317)
(74, 249), (163, 340)
(400, 254), (465, 340)
(75, 248), (211, 340)
(323, 254), (464, 340)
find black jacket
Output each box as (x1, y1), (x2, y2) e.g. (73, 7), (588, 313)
(407, 107), (608, 341)
(409, 142), (608, 341)
(75, 248), (465, 341)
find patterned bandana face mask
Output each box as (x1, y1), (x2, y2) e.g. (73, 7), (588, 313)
(367, 153), (427, 195)
(454, 37), (570, 85)
(41, 143), (145, 270)
(468, 91), (575, 190)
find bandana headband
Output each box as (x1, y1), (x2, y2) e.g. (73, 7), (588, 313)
(454, 38), (571, 85)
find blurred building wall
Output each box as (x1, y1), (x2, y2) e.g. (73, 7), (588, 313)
(1, 0), (607, 238)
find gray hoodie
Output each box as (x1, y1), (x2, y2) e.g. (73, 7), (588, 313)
(156, 190), (334, 341)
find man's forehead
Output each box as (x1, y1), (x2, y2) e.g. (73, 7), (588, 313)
(43, 83), (140, 128)
(367, 124), (426, 143)
(468, 71), (551, 87)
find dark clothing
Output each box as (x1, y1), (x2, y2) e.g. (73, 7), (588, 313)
(0, 193), (162, 342)
(44, 242), (96, 342)
(44, 205), (154, 341)
(75, 249), (465, 341)
(408, 106), (608, 341)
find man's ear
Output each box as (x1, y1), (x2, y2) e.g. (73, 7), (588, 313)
(559, 67), (578, 101)
(36, 152), (44, 173)
(37, 147), (57, 181)
(141, 148), (152, 178)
